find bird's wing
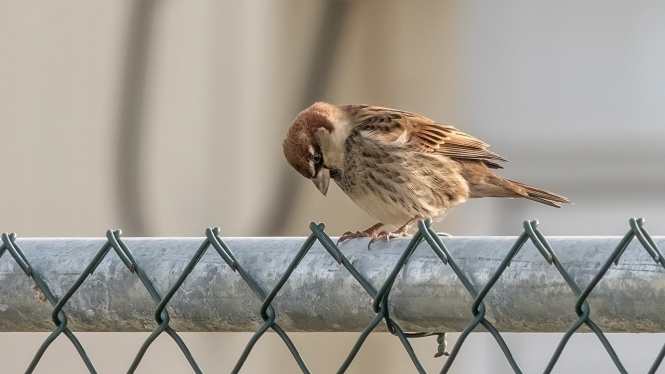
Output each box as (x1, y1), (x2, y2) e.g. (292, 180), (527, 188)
(352, 106), (508, 165)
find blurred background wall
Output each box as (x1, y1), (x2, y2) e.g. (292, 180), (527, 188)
(1, 0), (664, 373)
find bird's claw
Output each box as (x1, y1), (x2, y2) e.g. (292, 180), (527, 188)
(338, 230), (405, 249)
(367, 230), (410, 249)
(337, 223), (385, 246)
(337, 231), (368, 245)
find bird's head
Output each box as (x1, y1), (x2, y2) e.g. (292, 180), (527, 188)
(283, 102), (339, 196)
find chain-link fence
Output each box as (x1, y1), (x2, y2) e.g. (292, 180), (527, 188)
(1, 218), (664, 373)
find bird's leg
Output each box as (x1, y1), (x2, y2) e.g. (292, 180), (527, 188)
(337, 222), (384, 245)
(369, 217), (421, 246)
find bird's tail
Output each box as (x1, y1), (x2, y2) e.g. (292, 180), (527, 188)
(505, 179), (571, 208)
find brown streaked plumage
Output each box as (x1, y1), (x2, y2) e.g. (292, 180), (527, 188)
(283, 102), (570, 243)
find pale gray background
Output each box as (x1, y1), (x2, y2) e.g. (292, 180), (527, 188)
(1, 1), (664, 373)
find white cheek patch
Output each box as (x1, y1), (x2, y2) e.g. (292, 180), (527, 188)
(318, 128), (347, 171)
(330, 121), (350, 147)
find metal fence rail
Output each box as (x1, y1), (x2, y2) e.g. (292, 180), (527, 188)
(1, 218), (664, 373)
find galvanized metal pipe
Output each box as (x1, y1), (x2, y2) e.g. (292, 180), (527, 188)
(1, 236), (664, 333)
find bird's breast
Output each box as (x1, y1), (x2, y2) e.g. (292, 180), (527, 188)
(338, 146), (470, 226)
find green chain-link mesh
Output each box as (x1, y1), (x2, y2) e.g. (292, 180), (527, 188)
(1, 218), (663, 374)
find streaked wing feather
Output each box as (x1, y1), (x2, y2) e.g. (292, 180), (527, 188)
(354, 106), (508, 163)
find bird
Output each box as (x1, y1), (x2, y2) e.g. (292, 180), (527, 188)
(282, 102), (570, 244)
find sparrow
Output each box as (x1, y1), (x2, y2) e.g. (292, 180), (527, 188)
(283, 102), (570, 244)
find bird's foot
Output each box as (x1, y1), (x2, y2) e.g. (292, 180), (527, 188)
(337, 231), (370, 244)
(368, 229), (411, 246)
(337, 223), (384, 245)
(367, 217), (420, 249)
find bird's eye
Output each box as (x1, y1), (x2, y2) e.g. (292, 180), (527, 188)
(311, 152), (322, 165)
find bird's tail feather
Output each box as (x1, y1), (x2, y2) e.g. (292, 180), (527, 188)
(506, 179), (571, 208)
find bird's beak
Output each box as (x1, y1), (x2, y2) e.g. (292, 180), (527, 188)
(311, 168), (330, 196)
